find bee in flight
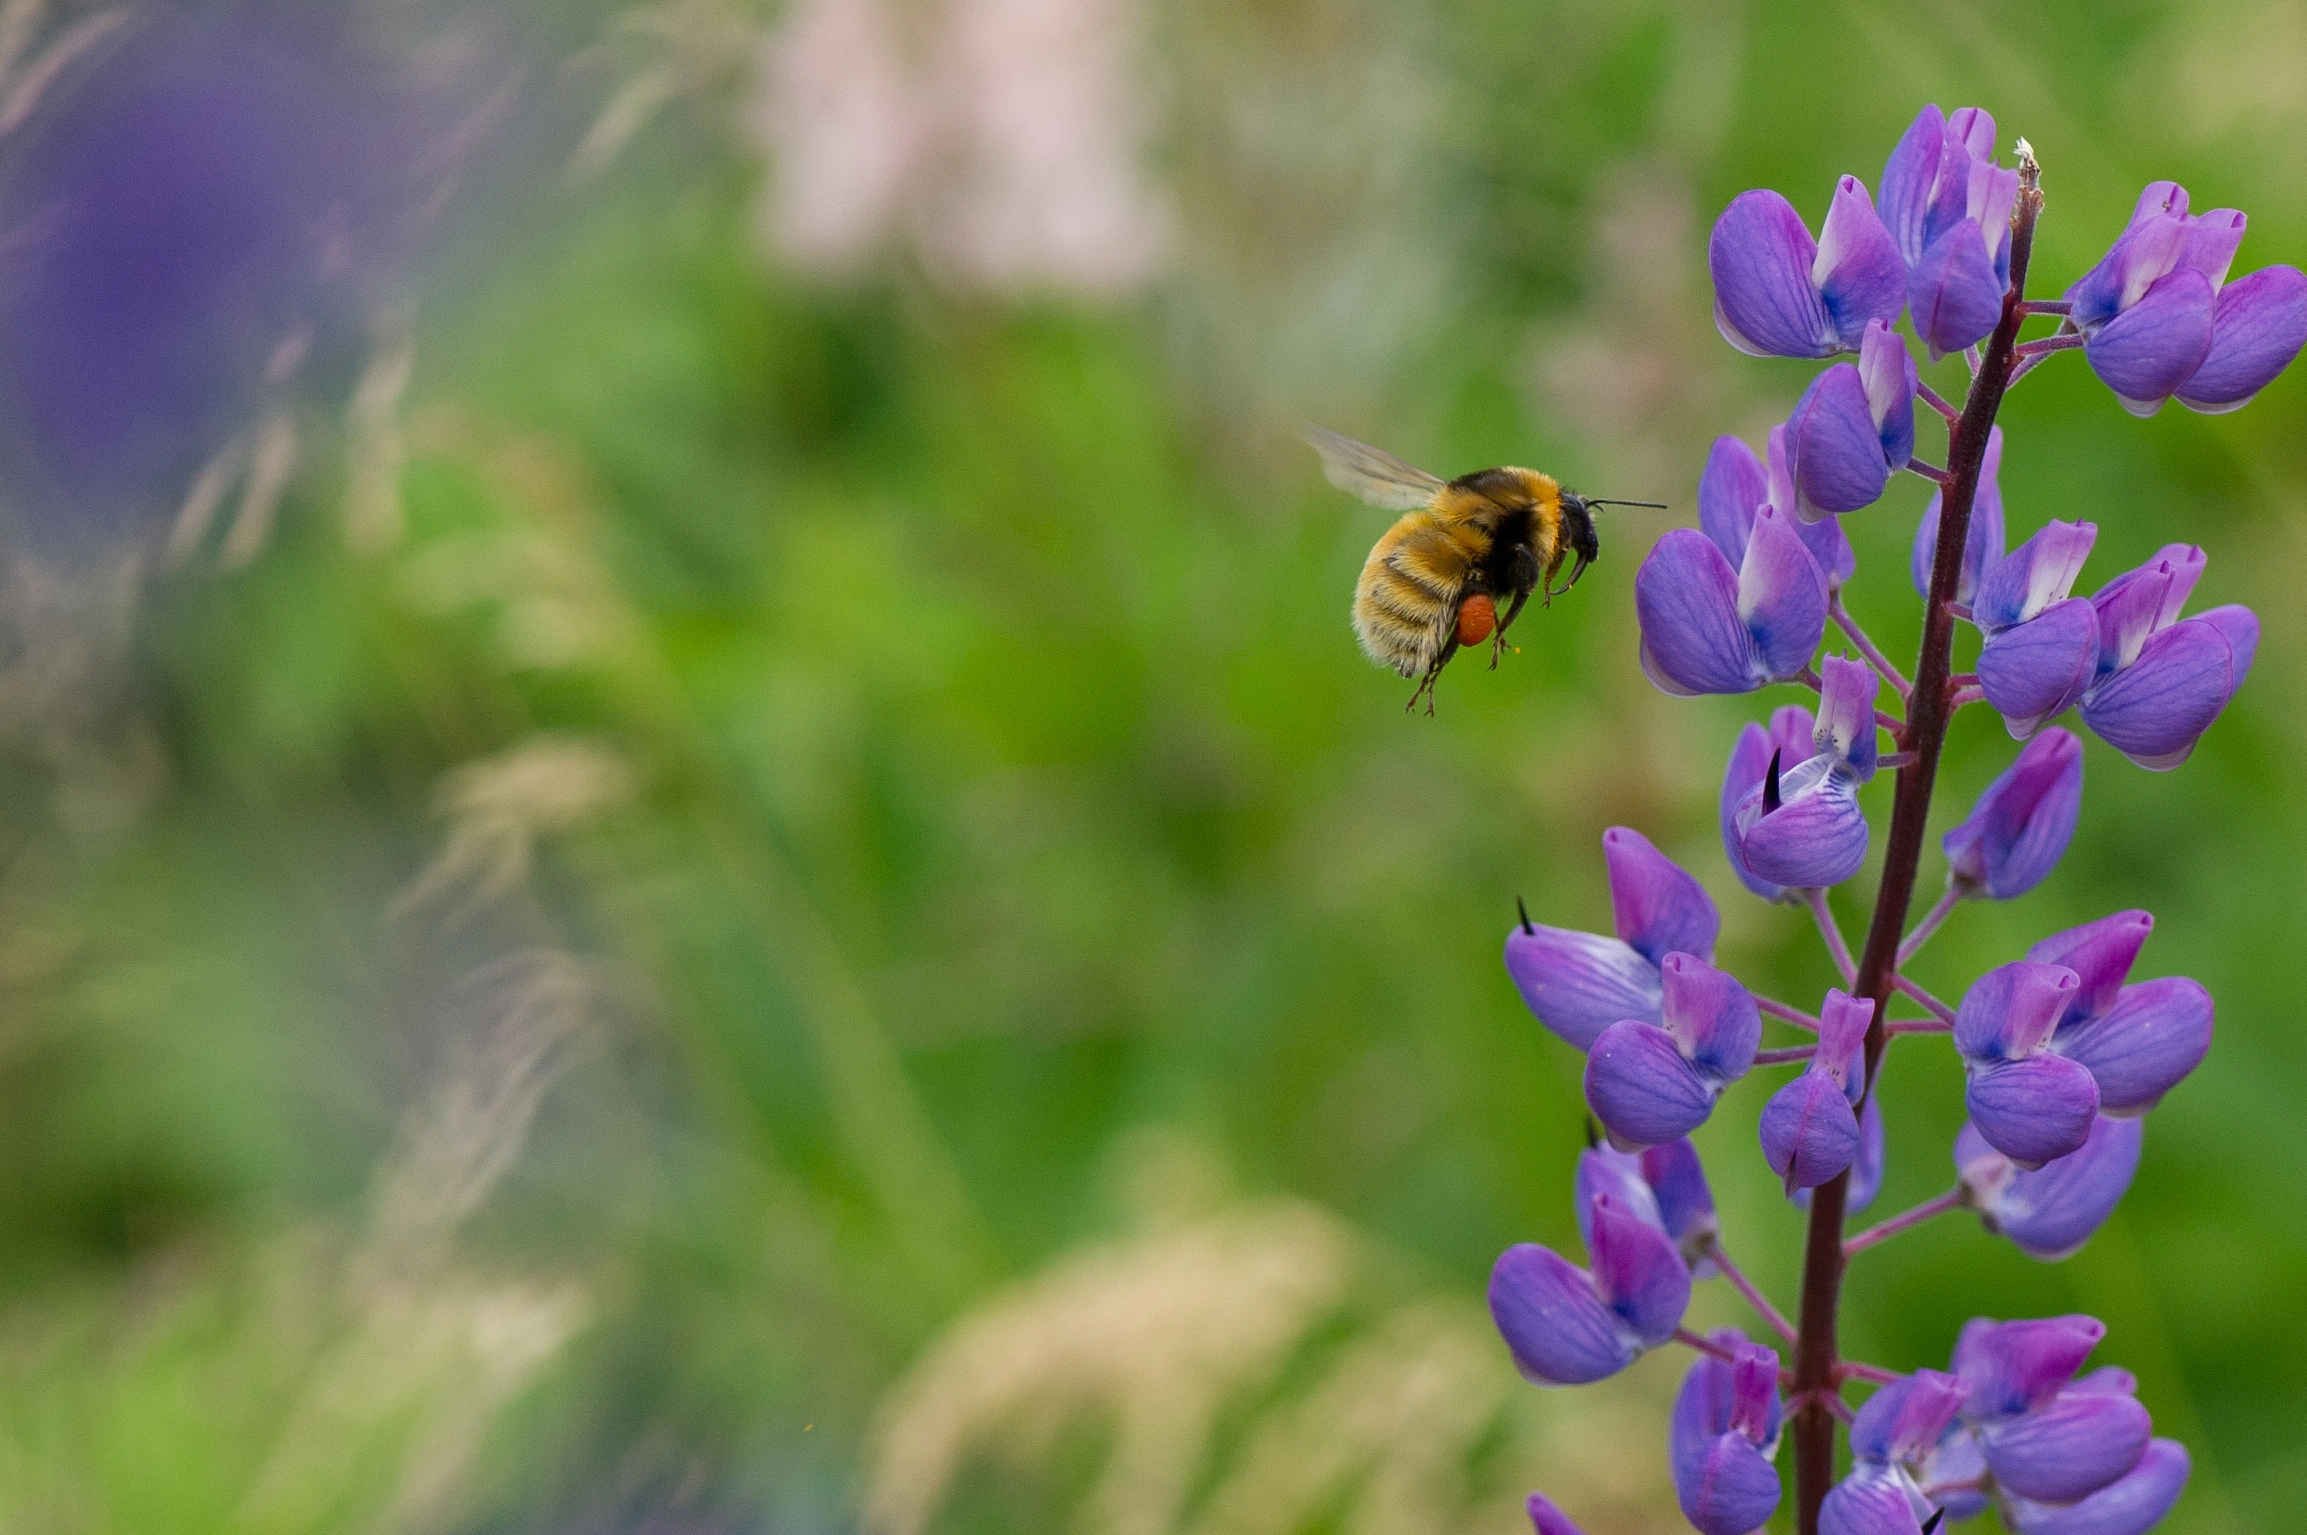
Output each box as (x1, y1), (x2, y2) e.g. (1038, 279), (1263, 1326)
(1303, 426), (1665, 712)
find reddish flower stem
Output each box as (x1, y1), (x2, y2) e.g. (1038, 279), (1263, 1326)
(1705, 1238), (1801, 1345)
(1843, 1187), (1967, 1257)
(1789, 149), (2045, 1535)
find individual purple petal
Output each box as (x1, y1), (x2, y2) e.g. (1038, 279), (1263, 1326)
(2177, 264), (2307, 411)
(2128, 181), (2188, 232)
(2070, 1366), (2141, 1398)
(1587, 1020), (1718, 1149)
(2080, 616), (2237, 769)
(1962, 1114), (2144, 1261)
(1851, 1368), (1968, 1465)
(1955, 960), (2082, 1062)
(1699, 434), (1769, 565)
(2195, 603), (2259, 688)
(2084, 266), (2217, 415)
(2056, 976), (2213, 1114)
(1968, 1054), (2101, 1167)
(1575, 1143), (1664, 1252)
(1737, 754), (1870, 889)
(2002, 1439), (2189, 1535)
(1816, 655), (1883, 779)
(1712, 189), (1836, 359)
(1977, 519), (2098, 631)
(1943, 727), (2084, 898)
(1740, 501), (1831, 677)
(1878, 105), (1947, 267)
(1953, 1314), (2106, 1419)
(1661, 952), (1762, 1080)
(1859, 318), (1918, 470)
(1792, 1091), (1884, 1215)
(1638, 529), (1759, 696)
(1676, 1430), (1784, 1535)
(1489, 1242), (1638, 1385)
(2028, 911), (2153, 1028)
(1605, 826), (1720, 966)
(1816, 989), (1874, 1097)
(1979, 599), (2099, 738)
(1525, 1493), (1587, 1535)
(1589, 1192), (1692, 1345)
(1981, 1389), (2152, 1503)
(1787, 363), (1893, 518)
(1816, 176), (1908, 349)
(1820, 1469), (1932, 1535)
(2066, 211), (2194, 332)
(1767, 422), (1858, 584)
(1912, 427), (2006, 602)
(2175, 208), (2247, 288)
(1642, 1138), (1721, 1260)
(1761, 1071), (1860, 1191)
(1504, 925), (1661, 1051)
(2146, 542), (2208, 628)
(1911, 217), (2004, 357)
(2089, 558), (2179, 674)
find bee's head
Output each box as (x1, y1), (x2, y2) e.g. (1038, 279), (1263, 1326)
(1558, 493), (1601, 589)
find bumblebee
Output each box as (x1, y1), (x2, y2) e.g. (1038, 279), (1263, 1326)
(1303, 426), (1663, 711)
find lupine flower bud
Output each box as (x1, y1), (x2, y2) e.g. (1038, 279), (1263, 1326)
(1489, 1192), (1691, 1384)
(2076, 544), (2257, 769)
(1973, 519), (2101, 738)
(1637, 500), (1829, 696)
(1942, 728), (2084, 899)
(1951, 1315), (2153, 1505)
(1711, 178), (1906, 359)
(1524, 1493), (1587, 1535)
(1702, 432), (1854, 589)
(1786, 320), (1918, 519)
(1878, 105), (2021, 357)
(2065, 180), (2307, 415)
(1586, 954), (1762, 1150)
(1729, 656), (1880, 889)
(1955, 961), (2099, 1166)
(1957, 1114), (2143, 1260)
(1505, 828), (1721, 1050)
(1760, 989), (1872, 1190)
(1670, 1335), (1785, 1535)
(2001, 1438), (2190, 1535)
(1911, 426), (2007, 604)
(2026, 911), (2213, 1116)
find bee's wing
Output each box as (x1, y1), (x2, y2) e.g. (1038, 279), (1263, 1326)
(1300, 425), (1446, 511)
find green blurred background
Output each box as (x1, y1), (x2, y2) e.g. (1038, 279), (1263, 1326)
(1, 1), (2302, 1530)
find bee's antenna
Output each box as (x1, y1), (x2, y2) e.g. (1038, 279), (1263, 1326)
(1585, 498), (1670, 510)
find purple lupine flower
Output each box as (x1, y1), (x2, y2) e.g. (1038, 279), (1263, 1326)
(1670, 1335), (1785, 1535)
(1760, 989), (1873, 1190)
(1911, 426), (2007, 604)
(1524, 1493), (1586, 1535)
(2001, 1439), (2190, 1535)
(1878, 105), (2021, 357)
(1953, 961), (2099, 1166)
(1701, 431), (1855, 589)
(1585, 955), (1762, 1150)
(2065, 181), (2307, 415)
(1505, 828), (1720, 1050)
(1637, 499), (1829, 696)
(2028, 911), (2214, 1116)
(1952, 1316), (2153, 1505)
(1796, 1091), (1885, 1215)
(1721, 704), (1819, 901)
(1574, 1136), (1721, 1273)
(1973, 519), (2101, 738)
(1489, 1192), (1691, 1384)
(1711, 177), (1906, 359)
(1786, 320), (1919, 519)
(2077, 543), (2258, 769)
(1957, 1114), (2143, 1260)
(1942, 728), (2084, 899)
(1728, 655), (1880, 889)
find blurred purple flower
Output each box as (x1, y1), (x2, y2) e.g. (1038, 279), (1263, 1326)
(1711, 177), (1906, 359)
(1670, 1334), (1785, 1535)
(1910, 426), (2007, 604)
(1954, 961), (2098, 1166)
(1942, 728), (2083, 899)
(1957, 1114), (2142, 1260)
(2028, 911), (2214, 1117)
(1878, 105), (2020, 357)
(1524, 1493), (1586, 1535)
(2064, 181), (2307, 415)
(1586, 954), (1761, 1150)
(1505, 828), (1720, 1050)
(2077, 543), (2258, 769)
(1728, 655), (1880, 889)
(1489, 1191), (1691, 1384)
(1952, 1316), (2153, 1506)
(1637, 499), (1829, 696)
(2001, 1439), (2190, 1535)
(1760, 989), (1872, 1191)
(1974, 519), (2101, 738)
(1785, 320), (1918, 519)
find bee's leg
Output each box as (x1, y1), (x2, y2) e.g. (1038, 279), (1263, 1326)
(1539, 548), (1571, 602)
(1489, 588), (1532, 668)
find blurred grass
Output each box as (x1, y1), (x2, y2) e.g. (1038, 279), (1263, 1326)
(0, 0), (2303, 1531)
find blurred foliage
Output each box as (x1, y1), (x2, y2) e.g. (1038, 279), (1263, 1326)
(0, 0), (2302, 1532)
